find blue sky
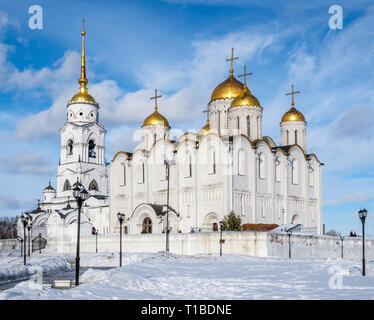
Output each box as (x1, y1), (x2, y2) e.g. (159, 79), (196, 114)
(0, 0), (373, 236)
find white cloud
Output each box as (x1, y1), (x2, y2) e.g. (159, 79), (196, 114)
(324, 193), (372, 206)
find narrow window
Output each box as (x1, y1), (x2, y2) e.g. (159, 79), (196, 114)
(238, 149), (245, 175)
(259, 153), (265, 179)
(292, 160), (298, 185)
(309, 167), (314, 187)
(247, 116), (250, 138)
(123, 164), (126, 186)
(88, 140), (96, 158)
(286, 130), (289, 145)
(67, 140), (73, 155)
(237, 116), (240, 131)
(295, 130), (298, 145)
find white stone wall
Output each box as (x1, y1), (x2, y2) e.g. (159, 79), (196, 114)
(51, 231), (374, 261)
(0, 239), (17, 251)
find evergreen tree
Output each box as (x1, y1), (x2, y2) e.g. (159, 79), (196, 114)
(221, 212), (242, 231)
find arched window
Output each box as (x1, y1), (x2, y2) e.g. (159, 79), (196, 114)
(88, 140), (96, 158)
(308, 166), (314, 187)
(295, 130), (298, 145)
(142, 217), (152, 234)
(237, 116), (240, 130)
(247, 116), (250, 138)
(67, 140), (73, 155)
(137, 162), (145, 184)
(89, 179), (99, 191)
(63, 180), (71, 191)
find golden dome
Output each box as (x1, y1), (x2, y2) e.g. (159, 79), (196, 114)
(230, 85), (261, 109)
(68, 20), (98, 106)
(142, 106), (170, 128)
(198, 119), (210, 136)
(210, 72), (244, 102)
(281, 106), (306, 123)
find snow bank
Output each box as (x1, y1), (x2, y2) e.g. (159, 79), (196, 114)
(0, 256), (71, 283)
(1, 252), (374, 300)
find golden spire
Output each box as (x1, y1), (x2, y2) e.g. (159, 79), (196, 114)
(150, 88), (162, 111)
(68, 19), (97, 105)
(238, 64), (252, 87)
(199, 105), (210, 136)
(285, 84), (300, 108)
(142, 89), (170, 127)
(79, 19), (88, 93)
(226, 47), (239, 78)
(281, 84), (305, 123)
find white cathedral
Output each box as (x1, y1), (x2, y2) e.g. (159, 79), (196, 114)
(18, 24), (323, 247)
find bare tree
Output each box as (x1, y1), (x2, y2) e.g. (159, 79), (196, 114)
(0, 216), (18, 239)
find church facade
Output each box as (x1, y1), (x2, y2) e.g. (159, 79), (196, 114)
(18, 24), (323, 245)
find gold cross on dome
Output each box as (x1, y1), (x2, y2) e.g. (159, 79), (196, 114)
(285, 84), (300, 108)
(226, 48), (239, 73)
(202, 105), (210, 120)
(150, 89), (162, 109)
(238, 64), (253, 85)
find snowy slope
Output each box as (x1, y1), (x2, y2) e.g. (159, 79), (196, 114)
(1, 252), (374, 300)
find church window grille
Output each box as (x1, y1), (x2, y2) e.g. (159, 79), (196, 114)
(63, 180), (71, 191)
(89, 179), (99, 191)
(88, 140), (96, 158)
(67, 140), (73, 155)
(142, 217), (152, 234)
(247, 116), (250, 138)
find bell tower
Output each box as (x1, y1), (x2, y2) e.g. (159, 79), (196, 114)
(57, 20), (108, 198)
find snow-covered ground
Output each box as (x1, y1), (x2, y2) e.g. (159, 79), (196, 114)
(1, 251), (374, 300)
(0, 249), (72, 283)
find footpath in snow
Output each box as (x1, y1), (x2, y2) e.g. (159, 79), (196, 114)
(1, 251), (374, 300)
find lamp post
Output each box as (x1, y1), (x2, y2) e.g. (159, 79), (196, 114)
(219, 221), (223, 257)
(20, 214), (29, 266)
(117, 212), (125, 267)
(340, 236), (344, 259)
(358, 209), (368, 276)
(72, 181), (90, 286)
(93, 229), (98, 253)
(164, 159), (175, 252)
(288, 231), (292, 259)
(27, 221), (33, 257)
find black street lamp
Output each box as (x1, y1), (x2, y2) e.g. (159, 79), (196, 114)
(93, 229), (99, 253)
(358, 208), (368, 276)
(340, 236), (344, 259)
(287, 231), (292, 259)
(117, 212), (125, 267)
(219, 221), (223, 257)
(164, 160), (175, 252)
(27, 221), (33, 257)
(20, 214), (29, 266)
(72, 181), (90, 286)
